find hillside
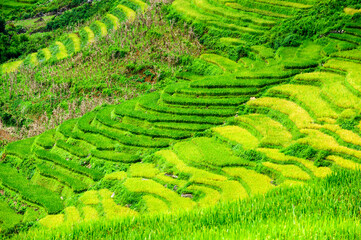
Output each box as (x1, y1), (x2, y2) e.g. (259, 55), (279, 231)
(1, 0), (361, 238)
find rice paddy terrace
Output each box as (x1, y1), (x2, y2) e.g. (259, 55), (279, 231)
(1, 0), (361, 236)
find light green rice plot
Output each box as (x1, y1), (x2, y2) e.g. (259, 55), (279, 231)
(172, 0), (217, 22)
(212, 126), (259, 149)
(187, 185), (221, 207)
(104, 171), (127, 180)
(79, 190), (100, 205)
(1, 60), (23, 74)
(82, 206), (99, 221)
(258, 148), (332, 178)
(83, 26), (95, 43)
(143, 195), (169, 213)
(30, 52), (38, 66)
(55, 41), (68, 60)
(323, 124), (361, 147)
(99, 189), (138, 219)
(280, 179), (304, 187)
(200, 54), (242, 73)
(42, 48), (52, 60)
(129, 0), (148, 12)
(129, 163), (160, 178)
(68, 33), (81, 52)
(222, 167), (274, 195)
(156, 150), (227, 182)
(299, 129), (361, 159)
(267, 84), (338, 120)
(124, 178), (195, 210)
(106, 13), (120, 30)
(64, 206), (81, 224)
(237, 114), (293, 147)
(324, 59), (361, 95)
(173, 137), (245, 167)
(196, 179), (248, 201)
(116, 4), (136, 21)
(39, 214), (64, 228)
(220, 37), (246, 45)
(326, 155), (361, 170)
(95, 21), (108, 37)
(294, 72), (361, 110)
(262, 162), (311, 180)
(247, 97), (315, 129)
(155, 173), (188, 188)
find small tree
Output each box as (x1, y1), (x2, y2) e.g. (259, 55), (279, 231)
(0, 16), (5, 34)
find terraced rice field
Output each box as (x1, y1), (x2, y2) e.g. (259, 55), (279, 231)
(2, 0), (361, 234)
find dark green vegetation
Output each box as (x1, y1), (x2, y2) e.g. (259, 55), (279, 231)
(1, 0), (361, 238)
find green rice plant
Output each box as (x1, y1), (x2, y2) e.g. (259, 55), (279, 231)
(190, 75), (284, 88)
(212, 126), (259, 150)
(298, 129), (361, 159)
(222, 167), (274, 195)
(162, 92), (248, 107)
(83, 26), (95, 43)
(79, 190), (100, 205)
(236, 114), (293, 147)
(332, 49), (361, 61)
(35, 129), (56, 149)
(94, 21), (108, 37)
(56, 139), (90, 158)
(254, 0), (312, 9)
(114, 101), (224, 125)
(37, 164), (88, 193)
(1, 60), (23, 74)
(0, 164), (63, 214)
(294, 71), (361, 110)
(226, 2), (290, 19)
(29, 52), (38, 66)
(38, 214), (64, 228)
(165, 82), (259, 96)
(246, 97), (315, 129)
(124, 178), (195, 210)
(116, 4), (136, 21)
(173, 137), (249, 167)
(5, 137), (35, 159)
(171, 0), (218, 22)
(324, 59), (361, 97)
(91, 150), (140, 163)
(322, 124), (361, 149)
(0, 200), (23, 232)
(266, 84), (338, 120)
(192, 0), (274, 26)
(34, 150), (103, 181)
(129, 163), (160, 178)
(328, 33), (361, 45)
(154, 122), (214, 132)
(55, 41), (68, 60)
(106, 13), (120, 30)
(81, 206), (99, 221)
(258, 148), (332, 178)
(251, 45), (275, 59)
(156, 150), (227, 182)
(326, 155), (361, 170)
(68, 33), (81, 53)
(100, 188), (138, 219)
(104, 171), (127, 180)
(64, 206), (81, 225)
(199, 54), (242, 73)
(262, 161), (311, 180)
(129, 0), (148, 11)
(219, 37), (246, 45)
(142, 195), (169, 213)
(96, 106), (191, 139)
(187, 185), (220, 207)
(139, 93), (237, 117)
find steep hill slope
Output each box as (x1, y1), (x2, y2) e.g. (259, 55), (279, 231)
(1, 0), (361, 238)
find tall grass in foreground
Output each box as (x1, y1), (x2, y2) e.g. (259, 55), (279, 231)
(9, 169), (361, 239)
